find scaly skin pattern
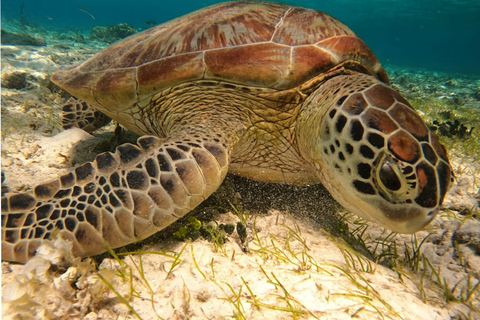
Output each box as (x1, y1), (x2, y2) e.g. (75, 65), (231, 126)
(61, 97), (112, 133)
(2, 122), (236, 262)
(1, 2), (452, 263)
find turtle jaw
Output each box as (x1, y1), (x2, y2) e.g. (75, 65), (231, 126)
(333, 188), (440, 234)
(339, 189), (439, 234)
(309, 154), (442, 234)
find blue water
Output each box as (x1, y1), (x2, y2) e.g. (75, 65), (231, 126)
(2, 0), (480, 75)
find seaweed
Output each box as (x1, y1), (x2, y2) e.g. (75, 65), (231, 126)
(89, 23), (136, 43)
(430, 119), (474, 139)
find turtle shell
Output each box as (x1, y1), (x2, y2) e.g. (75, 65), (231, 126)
(52, 1), (388, 112)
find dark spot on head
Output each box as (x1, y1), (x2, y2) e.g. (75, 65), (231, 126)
(329, 144), (335, 154)
(324, 124), (330, 137)
(338, 152), (345, 161)
(402, 166), (413, 175)
(360, 145), (375, 159)
(329, 109), (337, 119)
(335, 115), (347, 133)
(357, 163), (371, 179)
(353, 180), (376, 195)
(367, 133), (385, 149)
(345, 143), (354, 154)
(350, 120), (364, 141)
(337, 95), (348, 106)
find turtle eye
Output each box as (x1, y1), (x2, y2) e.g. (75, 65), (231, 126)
(374, 153), (417, 202)
(379, 161), (401, 191)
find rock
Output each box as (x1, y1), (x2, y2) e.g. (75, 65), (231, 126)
(453, 220), (480, 253)
(473, 89), (480, 101)
(451, 93), (465, 106)
(1, 29), (46, 46)
(446, 79), (459, 87)
(1, 65), (27, 89)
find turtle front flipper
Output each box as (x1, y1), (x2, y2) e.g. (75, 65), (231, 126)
(1, 135), (230, 263)
(62, 97), (112, 133)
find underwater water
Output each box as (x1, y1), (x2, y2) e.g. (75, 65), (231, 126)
(1, 0), (480, 75)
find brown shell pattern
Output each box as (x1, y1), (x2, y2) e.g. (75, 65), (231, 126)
(52, 1), (387, 112)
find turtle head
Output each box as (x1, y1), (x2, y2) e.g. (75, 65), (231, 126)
(297, 73), (453, 233)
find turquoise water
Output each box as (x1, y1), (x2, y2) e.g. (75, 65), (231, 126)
(1, 0), (480, 75)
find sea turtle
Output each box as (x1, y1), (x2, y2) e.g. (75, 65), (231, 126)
(2, 1), (452, 263)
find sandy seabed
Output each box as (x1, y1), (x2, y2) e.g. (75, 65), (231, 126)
(1, 34), (479, 320)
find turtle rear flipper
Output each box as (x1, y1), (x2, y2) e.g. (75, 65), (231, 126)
(62, 97), (112, 133)
(1, 134), (230, 262)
